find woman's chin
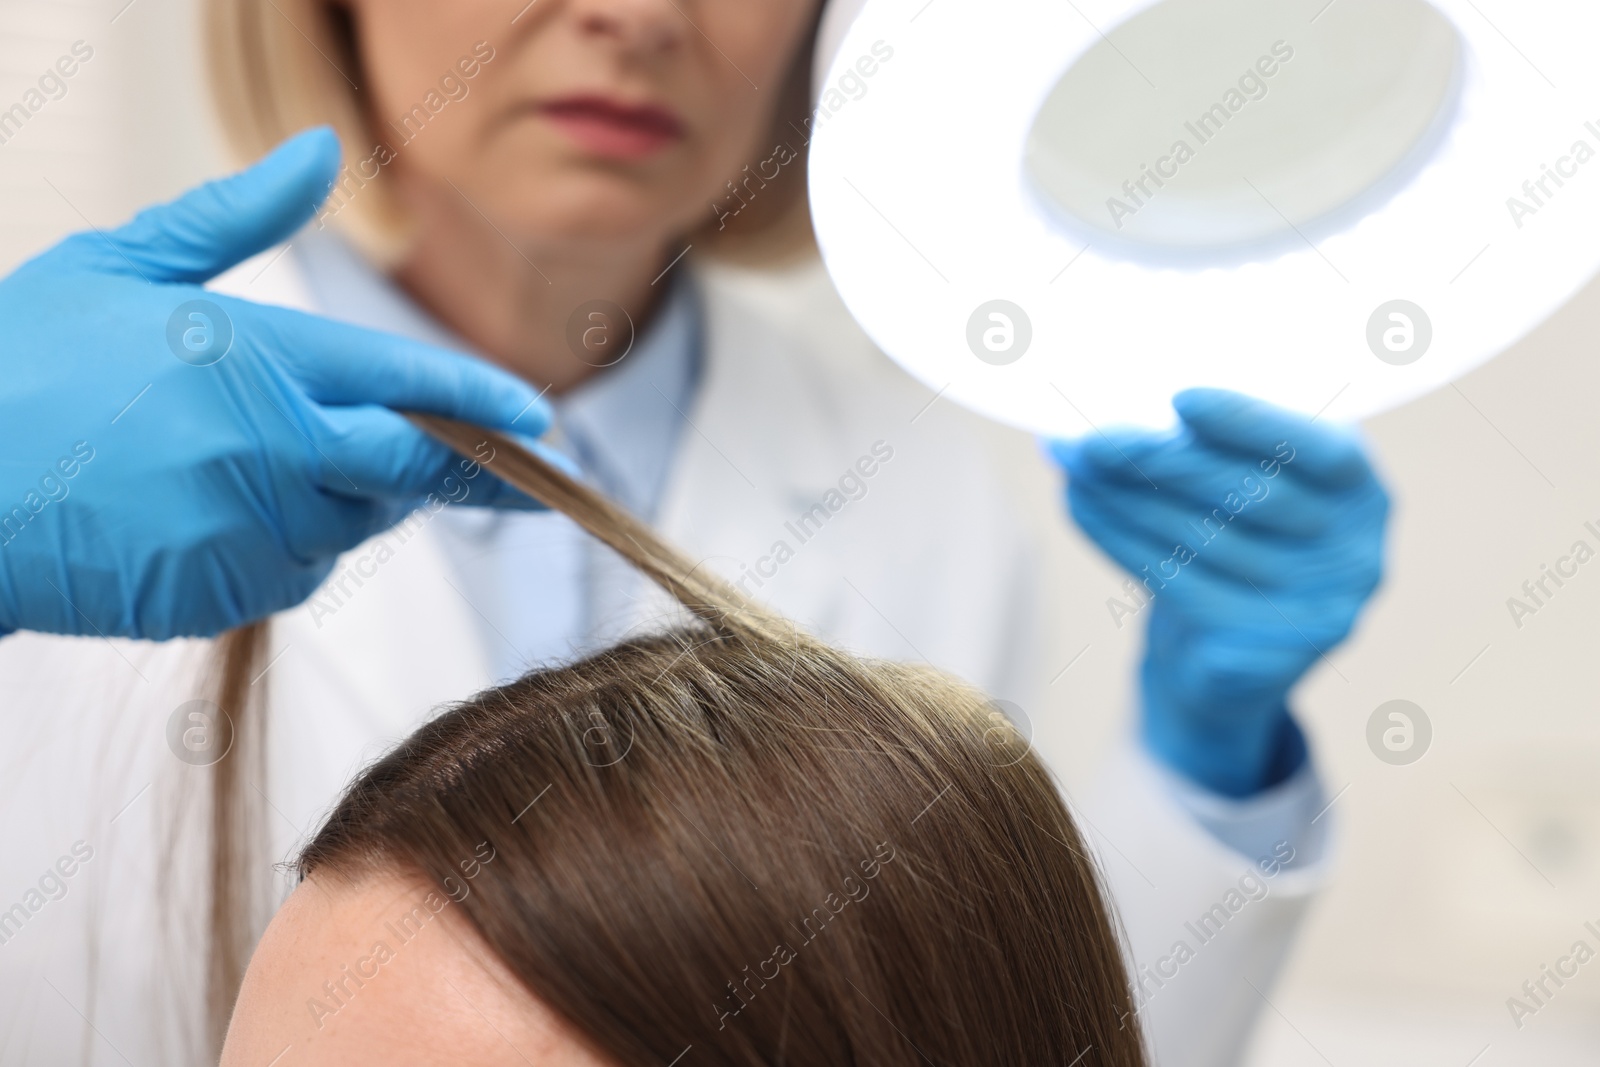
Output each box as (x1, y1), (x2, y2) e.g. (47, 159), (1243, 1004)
(459, 149), (706, 248)
(452, 179), (677, 246)
(502, 205), (690, 250)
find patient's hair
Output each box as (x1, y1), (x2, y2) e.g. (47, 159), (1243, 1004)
(210, 418), (1147, 1065)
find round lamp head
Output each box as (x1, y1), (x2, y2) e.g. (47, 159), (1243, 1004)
(810, 0), (1600, 434)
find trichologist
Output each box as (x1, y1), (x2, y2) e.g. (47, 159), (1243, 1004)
(0, 1), (1388, 1065)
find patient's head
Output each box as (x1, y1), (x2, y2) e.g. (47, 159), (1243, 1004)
(219, 626), (1145, 1065)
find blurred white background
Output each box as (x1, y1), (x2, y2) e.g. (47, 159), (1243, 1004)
(1, 0), (1593, 1064)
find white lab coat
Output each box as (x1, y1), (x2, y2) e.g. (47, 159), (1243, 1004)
(0, 250), (1324, 1067)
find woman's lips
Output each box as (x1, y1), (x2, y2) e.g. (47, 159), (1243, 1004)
(538, 95), (685, 160)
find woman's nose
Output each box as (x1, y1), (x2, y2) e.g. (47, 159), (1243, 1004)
(568, 0), (686, 55)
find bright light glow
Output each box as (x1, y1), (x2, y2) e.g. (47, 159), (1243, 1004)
(810, 0), (1600, 435)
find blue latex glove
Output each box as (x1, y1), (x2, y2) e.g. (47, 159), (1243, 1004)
(1050, 389), (1389, 798)
(0, 128), (552, 641)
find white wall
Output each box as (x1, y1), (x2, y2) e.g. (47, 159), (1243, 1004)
(0, 0), (223, 274)
(2, 2), (1595, 1063)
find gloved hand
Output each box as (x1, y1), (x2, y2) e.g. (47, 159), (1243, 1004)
(0, 127), (552, 641)
(1050, 389), (1389, 798)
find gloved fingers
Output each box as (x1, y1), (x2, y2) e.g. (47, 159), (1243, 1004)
(274, 492), (407, 569)
(1066, 470), (1380, 539)
(1071, 482), (1384, 596)
(161, 549), (340, 642)
(1048, 429), (1181, 488)
(248, 304), (552, 436)
(1146, 626), (1317, 687)
(1065, 481), (1201, 579)
(1068, 483), (1312, 581)
(1147, 609), (1324, 668)
(1051, 428), (1381, 522)
(1155, 594), (1365, 668)
(308, 404), (546, 510)
(1162, 563), (1373, 644)
(1051, 390), (1374, 493)
(1049, 428), (1292, 492)
(1152, 569), (1362, 648)
(1068, 488), (1378, 630)
(1144, 634), (1323, 705)
(1068, 485), (1285, 595)
(55, 128), (342, 284)
(1172, 388), (1374, 489)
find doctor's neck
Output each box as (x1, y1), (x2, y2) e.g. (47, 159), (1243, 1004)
(388, 174), (676, 397)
